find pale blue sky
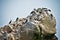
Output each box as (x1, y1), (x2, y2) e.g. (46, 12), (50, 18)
(0, 0), (60, 40)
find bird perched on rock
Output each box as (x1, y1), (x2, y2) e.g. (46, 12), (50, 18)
(0, 8), (58, 40)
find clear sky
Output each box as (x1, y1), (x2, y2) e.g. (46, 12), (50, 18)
(0, 0), (60, 40)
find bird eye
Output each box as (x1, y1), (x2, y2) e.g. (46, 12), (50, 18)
(39, 12), (42, 13)
(50, 14), (53, 17)
(48, 9), (51, 12)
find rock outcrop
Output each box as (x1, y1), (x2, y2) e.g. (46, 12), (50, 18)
(0, 8), (58, 40)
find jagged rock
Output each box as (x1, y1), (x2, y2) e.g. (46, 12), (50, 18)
(0, 8), (58, 40)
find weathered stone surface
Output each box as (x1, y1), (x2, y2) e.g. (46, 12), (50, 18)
(0, 8), (58, 40)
